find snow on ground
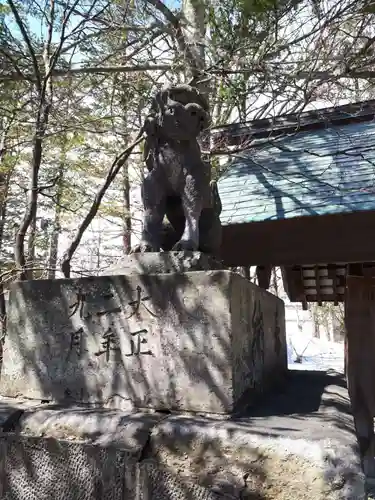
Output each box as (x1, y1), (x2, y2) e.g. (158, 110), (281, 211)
(287, 330), (344, 373)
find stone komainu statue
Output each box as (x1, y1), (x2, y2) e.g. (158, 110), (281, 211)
(131, 84), (222, 257)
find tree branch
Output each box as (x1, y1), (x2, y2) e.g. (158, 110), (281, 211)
(46, 0), (82, 80)
(61, 132), (145, 278)
(145, 0), (202, 78)
(0, 64), (173, 81)
(6, 0), (42, 92)
(0, 47), (28, 81)
(3, 63), (375, 82)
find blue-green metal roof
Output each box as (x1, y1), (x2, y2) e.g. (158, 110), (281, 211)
(218, 119), (375, 225)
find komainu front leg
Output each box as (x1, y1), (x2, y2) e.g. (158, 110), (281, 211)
(173, 174), (203, 251)
(131, 174), (165, 253)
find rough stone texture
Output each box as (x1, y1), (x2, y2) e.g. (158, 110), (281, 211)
(0, 371), (365, 500)
(138, 460), (231, 500)
(148, 370), (366, 500)
(0, 434), (137, 500)
(0, 271), (286, 414)
(0, 397), (41, 429)
(0, 405), (160, 500)
(107, 251), (224, 276)
(16, 406), (162, 448)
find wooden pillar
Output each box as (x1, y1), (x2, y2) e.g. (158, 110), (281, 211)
(345, 275), (375, 379)
(256, 265), (272, 290)
(344, 275), (375, 476)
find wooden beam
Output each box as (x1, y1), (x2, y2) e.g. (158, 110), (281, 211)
(280, 266), (293, 301)
(220, 210), (375, 267)
(281, 266), (303, 302)
(327, 264), (339, 306)
(348, 263), (363, 276)
(300, 267), (308, 310)
(256, 265), (272, 289)
(363, 263), (375, 277)
(283, 263), (351, 303)
(314, 265), (322, 306)
(299, 293), (345, 302)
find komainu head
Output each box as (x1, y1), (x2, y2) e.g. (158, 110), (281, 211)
(149, 84), (210, 141)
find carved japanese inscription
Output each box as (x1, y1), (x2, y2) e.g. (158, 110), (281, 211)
(250, 299), (265, 390)
(94, 328), (120, 361)
(126, 286), (160, 319)
(0, 272), (287, 413)
(68, 287), (121, 320)
(127, 329), (152, 357)
(64, 283), (156, 364)
(67, 327), (85, 359)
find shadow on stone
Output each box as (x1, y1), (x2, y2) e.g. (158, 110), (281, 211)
(0, 253), (364, 499)
(0, 255), (287, 415)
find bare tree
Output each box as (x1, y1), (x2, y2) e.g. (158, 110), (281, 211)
(2, 0), (375, 284)
(61, 133), (144, 277)
(2, 0), (154, 279)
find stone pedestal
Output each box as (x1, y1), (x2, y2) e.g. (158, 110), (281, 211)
(107, 251), (224, 276)
(0, 267), (286, 414)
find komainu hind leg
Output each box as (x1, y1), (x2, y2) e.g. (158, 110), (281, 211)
(173, 174), (202, 251)
(131, 173), (166, 253)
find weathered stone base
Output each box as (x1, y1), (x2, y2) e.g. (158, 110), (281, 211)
(0, 371), (365, 500)
(0, 435), (137, 500)
(0, 270), (286, 414)
(107, 251), (225, 276)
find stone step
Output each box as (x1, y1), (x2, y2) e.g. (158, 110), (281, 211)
(0, 370), (365, 500)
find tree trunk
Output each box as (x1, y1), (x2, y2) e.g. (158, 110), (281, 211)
(0, 173), (9, 258)
(47, 152), (65, 279)
(122, 161), (132, 254)
(15, 102), (50, 280)
(0, 142), (12, 354)
(0, 127), (10, 255)
(61, 134), (144, 278)
(272, 267), (279, 297)
(26, 213), (37, 278)
(182, 0), (211, 164)
(239, 12), (251, 122)
(47, 209), (61, 279)
(182, 0), (206, 83)
(119, 30), (133, 256)
(0, 179), (7, 351)
(96, 229), (101, 270)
